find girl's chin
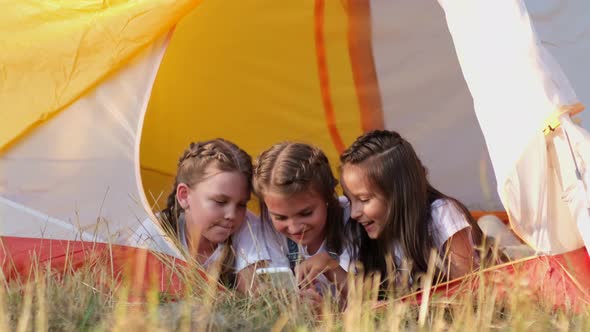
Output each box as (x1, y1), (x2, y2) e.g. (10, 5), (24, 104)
(287, 234), (305, 243)
(205, 233), (231, 245)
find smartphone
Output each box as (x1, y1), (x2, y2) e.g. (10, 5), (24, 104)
(255, 267), (297, 291)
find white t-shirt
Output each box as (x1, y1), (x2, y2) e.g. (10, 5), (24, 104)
(233, 196), (352, 275)
(127, 211), (261, 270)
(430, 198), (473, 250)
(392, 198), (474, 268)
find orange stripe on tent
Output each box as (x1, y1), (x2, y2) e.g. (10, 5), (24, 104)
(315, 0), (346, 154)
(346, 0), (384, 132)
(470, 210), (509, 224)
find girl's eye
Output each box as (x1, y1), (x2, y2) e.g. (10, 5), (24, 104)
(238, 202), (248, 208)
(273, 215), (287, 221)
(359, 198), (370, 203)
(300, 210), (313, 217)
(213, 199), (227, 205)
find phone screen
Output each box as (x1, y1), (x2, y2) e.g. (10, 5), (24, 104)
(255, 267), (297, 291)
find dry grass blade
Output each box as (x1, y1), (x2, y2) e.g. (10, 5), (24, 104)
(0, 238), (589, 331)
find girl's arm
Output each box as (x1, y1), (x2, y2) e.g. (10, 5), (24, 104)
(443, 228), (479, 279)
(432, 200), (480, 280)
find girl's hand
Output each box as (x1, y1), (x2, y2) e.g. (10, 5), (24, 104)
(295, 252), (340, 287)
(299, 286), (323, 313)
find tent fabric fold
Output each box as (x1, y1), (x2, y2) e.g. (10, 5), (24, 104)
(439, 0), (590, 255)
(0, 0), (200, 152)
(1, 32), (170, 243)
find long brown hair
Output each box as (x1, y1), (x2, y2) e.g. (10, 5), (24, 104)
(161, 138), (252, 286)
(340, 130), (484, 284)
(253, 142), (344, 255)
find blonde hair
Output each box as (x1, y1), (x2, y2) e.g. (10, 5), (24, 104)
(161, 138), (252, 286)
(253, 142), (344, 254)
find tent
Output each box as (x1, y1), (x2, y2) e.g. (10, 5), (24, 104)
(1, 0), (590, 301)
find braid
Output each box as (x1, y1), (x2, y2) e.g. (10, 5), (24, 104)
(161, 142), (204, 237)
(254, 142), (344, 255)
(160, 181), (180, 237)
(340, 130), (403, 164)
(159, 138), (252, 286)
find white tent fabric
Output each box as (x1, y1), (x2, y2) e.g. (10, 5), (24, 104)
(370, 0), (500, 211)
(438, 0), (590, 254)
(0, 35), (169, 243)
(369, 0), (590, 212)
(560, 116), (590, 252)
(528, 1), (590, 118)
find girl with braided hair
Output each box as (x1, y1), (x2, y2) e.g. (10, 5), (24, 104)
(244, 142), (350, 298)
(340, 130), (484, 289)
(129, 138), (262, 289)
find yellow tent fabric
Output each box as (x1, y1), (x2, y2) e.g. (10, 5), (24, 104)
(1, 1), (376, 207)
(0, 0), (200, 153)
(140, 0), (367, 203)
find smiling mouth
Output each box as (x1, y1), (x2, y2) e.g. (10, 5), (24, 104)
(360, 220), (375, 230)
(215, 224), (233, 230)
(288, 232), (306, 241)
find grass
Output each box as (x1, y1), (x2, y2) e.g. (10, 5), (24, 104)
(1, 244), (589, 331)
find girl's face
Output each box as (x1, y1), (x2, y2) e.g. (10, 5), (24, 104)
(264, 189), (328, 254)
(177, 168), (250, 247)
(341, 164), (388, 239)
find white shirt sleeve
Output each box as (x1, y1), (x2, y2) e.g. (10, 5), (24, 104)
(430, 199), (473, 250)
(233, 211), (275, 272)
(125, 216), (183, 259)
